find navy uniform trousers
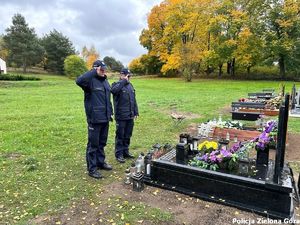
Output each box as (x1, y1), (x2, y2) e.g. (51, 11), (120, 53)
(86, 122), (109, 172)
(115, 119), (134, 158)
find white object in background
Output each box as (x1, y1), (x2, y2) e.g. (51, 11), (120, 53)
(0, 58), (7, 74)
(193, 139), (198, 150)
(218, 114), (222, 124)
(226, 132), (230, 141)
(146, 164), (151, 175)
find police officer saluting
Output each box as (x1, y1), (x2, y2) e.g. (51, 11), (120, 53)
(76, 60), (113, 179)
(111, 68), (139, 163)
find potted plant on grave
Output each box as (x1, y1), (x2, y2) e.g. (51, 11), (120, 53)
(189, 142), (241, 171)
(189, 120), (277, 172)
(198, 141), (218, 154)
(254, 120), (276, 165)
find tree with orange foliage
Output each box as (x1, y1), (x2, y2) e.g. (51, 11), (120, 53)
(81, 45), (100, 69)
(138, 0), (300, 79)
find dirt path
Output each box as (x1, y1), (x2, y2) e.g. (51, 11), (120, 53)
(32, 181), (268, 225)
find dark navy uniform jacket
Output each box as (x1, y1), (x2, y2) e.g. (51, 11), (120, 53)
(111, 79), (139, 120)
(76, 69), (113, 124)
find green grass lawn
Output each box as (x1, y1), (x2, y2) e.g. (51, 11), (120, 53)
(0, 75), (300, 224)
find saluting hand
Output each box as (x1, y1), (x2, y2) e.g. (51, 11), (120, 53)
(124, 75), (129, 81)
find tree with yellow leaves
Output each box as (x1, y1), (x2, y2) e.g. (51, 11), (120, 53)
(0, 36), (9, 61)
(138, 0), (300, 79)
(81, 45), (100, 69)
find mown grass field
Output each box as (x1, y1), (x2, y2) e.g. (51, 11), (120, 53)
(0, 74), (300, 224)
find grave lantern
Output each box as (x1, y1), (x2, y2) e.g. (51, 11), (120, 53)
(192, 137), (200, 151)
(144, 153), (152, 177)
(176, 143), (189, 164)
(124, 169), (131, 185)
(152, 143), (161, 151)
(179, 133), (189, 144)
(132, 173), (144, 192)
(238, 159), (249, 175)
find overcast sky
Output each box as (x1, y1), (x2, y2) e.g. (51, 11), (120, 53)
(0, 0), (162, 66)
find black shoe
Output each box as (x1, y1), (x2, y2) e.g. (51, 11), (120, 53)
(124, 153), (135, 159)
(88, 170), (102, 179)
(116, 156), (125, 163)
(99, 162), (113, 171)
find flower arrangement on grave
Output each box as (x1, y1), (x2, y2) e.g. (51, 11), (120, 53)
(190, 142), (242, 171)
(238, 98), (266, 104)
(190, 120), (277, 171)
(216, 120), (244, 129)
(198, 141), (218, 153)
(265, 96), (283, 109)
(254, 120), (277, 151)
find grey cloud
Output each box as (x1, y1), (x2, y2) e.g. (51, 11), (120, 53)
(0, 0), (162, 65)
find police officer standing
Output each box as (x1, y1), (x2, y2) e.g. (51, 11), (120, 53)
(111, 68), (139, 163)
(76, 60), (113, 179)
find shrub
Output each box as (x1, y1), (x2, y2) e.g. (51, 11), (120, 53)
(0, 73), (40, 81)
(64, 55), (88, 78)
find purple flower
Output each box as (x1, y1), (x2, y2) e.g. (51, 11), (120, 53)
(211, 150), (219, 155)
(256, 141), (265, 149)
(200, 154), (208, 161)
(255, 130), (271, 149)
(230, 142), (241, 153)
(216, 155), (223, 163)
(209, 154), (217, 162)
(265, 121), (276, 133)
(196, 155), (202, 161)
(220, 149), (232, 158)
(259, 132), (270, 142)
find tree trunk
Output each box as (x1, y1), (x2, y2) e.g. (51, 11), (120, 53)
(279, 54), (285, 79)
(227, 61), (231, 74)
(247, 66), (251, 75)
(218, 64), (223, 77)
(230, 58), (235, 77)
(207, 31), (210, 51)
(23, 58), (27, 73)
(206, 66), (210, 76)
(187, 68), (192, 82)
(23, 64), (27, 73)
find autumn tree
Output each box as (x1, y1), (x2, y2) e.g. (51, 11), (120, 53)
(129, 57), (145, 74)
(81, 45), (89, 61)
(140, 0), (216, 80)
(139, 0), (300, 79)
(0, 36), (9, 61)
(234, 28), (263, 75)
(140, 3), (169, 72)
(261, 0), (300, 79)
(86, 45), (99, 69)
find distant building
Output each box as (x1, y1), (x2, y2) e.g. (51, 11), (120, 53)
(0, 58), (7, 74)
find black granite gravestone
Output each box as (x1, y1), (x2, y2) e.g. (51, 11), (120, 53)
(145, 94), (297, 220)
